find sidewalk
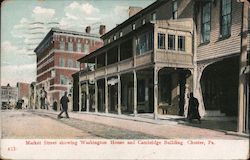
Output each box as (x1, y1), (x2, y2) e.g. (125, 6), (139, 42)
(32, 109), (248, 139)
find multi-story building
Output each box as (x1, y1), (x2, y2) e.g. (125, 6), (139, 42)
(77, 0), (249, 134)
(1, 84), (18, 109)
(34, 27), (104, 110)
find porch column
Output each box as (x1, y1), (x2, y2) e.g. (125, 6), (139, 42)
(86, 81), (89, 112)
(133, 70), (137, 116)
(95, 80), (98, 113)
(117, 74), (121, 115)
(154, 66), (159, 120)
(238, 1), (249, 133)
(78, 82), (82, 112)
(105, 77), (109, 113)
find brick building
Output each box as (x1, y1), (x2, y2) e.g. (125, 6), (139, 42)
(1, 84), (18, 109)
(17, 82), (30, 108)
(77, 0), (249, 134)
(34, 27), (103, 110)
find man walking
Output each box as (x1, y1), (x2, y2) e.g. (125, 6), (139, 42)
(57, 92), (70, 119)
(187, 92), (201, 123)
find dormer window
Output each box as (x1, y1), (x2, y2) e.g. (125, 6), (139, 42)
(120, 32), (123, 37)
(108, 39), (111, 43)
(132, 23), (136, 30)
(172, 0), (178, 19)
(142, 19), (146, 25)
(113, 35), (116, 40)
(151, 12), (156, 21)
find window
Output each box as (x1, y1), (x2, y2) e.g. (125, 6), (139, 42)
(151, 12), (156, 21)
(60, 75), (68, 85)
(68, 42), (73, 51)
(136, 32), (154, 55)
(132, 23), (136, 30)
(83, 44), (89, 54)
(172, 0), (178, 19)
(59, 57), (65, 67)
(158, 33), (166, 49)
(142, 19), (146, 25)
(120, 32), (123, 37)
(113, 35), (116, 40)
(201, 2), (211, 43)
(77, 43), (82, 52)
(178, 36), (185, 51)
(76, 61), (80, 68)
(220, 0), (232, 37)
(59, 42), (65, 50)
(68, 59), (74, 68)
(168, 34), (175, 50)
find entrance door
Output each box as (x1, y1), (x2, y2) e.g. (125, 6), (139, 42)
(109, 84), (118, 113)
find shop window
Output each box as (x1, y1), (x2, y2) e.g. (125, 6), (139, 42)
(138, 80), (145, 102)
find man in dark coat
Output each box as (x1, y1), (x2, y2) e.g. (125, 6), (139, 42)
(57, 92), (70, 118)
(187, 92), (201, 123)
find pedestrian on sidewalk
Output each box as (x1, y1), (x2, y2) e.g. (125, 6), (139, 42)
(57, 92), (70, 119)
(187, 92), (201, 123)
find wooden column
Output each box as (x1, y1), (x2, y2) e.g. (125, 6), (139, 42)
(118, 74), (121, 115)
(238, 1), (249, 133)
(78, 82), (82, 112)
(105, 77), (109, 113)
(154, 66), (159, 120)
(133, 70), (137, 116)
(86, 81), (89, 112)
(95, 81), (98, 113)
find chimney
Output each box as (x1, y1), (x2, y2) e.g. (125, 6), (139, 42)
(99, 25), (106, 35)
(128, 6), (143, 17)
(85, 26), (91, 33)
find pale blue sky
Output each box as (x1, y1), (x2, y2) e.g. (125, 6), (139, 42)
(1, 0), (155, 86)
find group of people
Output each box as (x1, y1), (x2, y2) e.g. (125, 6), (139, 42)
(53, 90), (201, 122)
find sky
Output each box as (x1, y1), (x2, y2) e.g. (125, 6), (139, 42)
(1, 0), (155, 86)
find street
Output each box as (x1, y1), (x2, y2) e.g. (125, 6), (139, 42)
(1, 110), (247, 139)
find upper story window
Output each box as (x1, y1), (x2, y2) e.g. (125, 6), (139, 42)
(59, 57), (65, 67)
(108, 39), (111, 43)
(132, 23), (136, 30)
(120, 32), (123, 37)
(83, 44), (89, 54)
(168, 34), (175, 50)
(68, 42), (73, 51)
(158, 33), (166, 49)
(113, 35), (117, 40)
(68, 59), (74, 68)
(136, 32), (153, 55)
(77, 43), (82, 52)
(220, 0), (232, 37)
(201, 2), (211, 43)
(172, 0), (178, 19)
(59, 42), (65, 50)
(76, 61), (80, 68)
(60, 75), (68, 85)
(151, 12), (156, 21)
(178, 36), (185, 51)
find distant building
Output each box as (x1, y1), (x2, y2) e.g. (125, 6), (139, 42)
(34, 27), (103, 110)
(16, 82), (30, 108)
(1, 84), (18, 108)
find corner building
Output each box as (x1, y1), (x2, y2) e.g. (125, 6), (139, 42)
(35, 28), (103, 109)
(77, 0), (250, 134)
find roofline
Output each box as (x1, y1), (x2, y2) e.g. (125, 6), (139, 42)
(34, 27), (101, 53)
(101, 0), (168, 39)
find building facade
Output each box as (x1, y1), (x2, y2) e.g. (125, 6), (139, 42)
(77, 0), (249, 133)
(34, 28), (103, 110)
(1, 84), (18, 109)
